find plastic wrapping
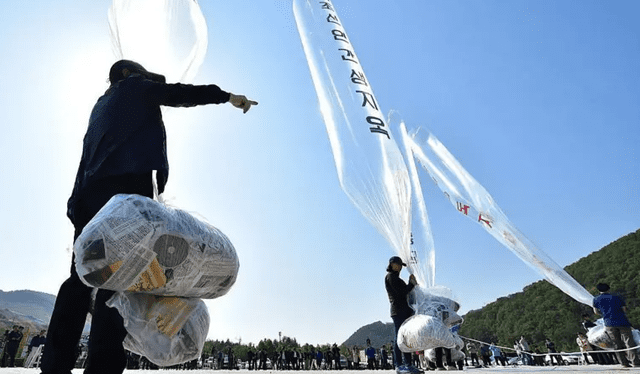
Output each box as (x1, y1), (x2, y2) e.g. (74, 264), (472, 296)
(107, 292), (209, 366)
(425, 347), (465, 363)
(398, 288), (463, 352)
(398, 314), (464, 352)
(109, 0), (208, 83)
(404, 126), (595, 307)
(587, 319), (640, 350)
(409, 286), (460, 316)
(393, 113), (436, 288)
(74, 194), (239, 299)
(293, 0), (412, 263)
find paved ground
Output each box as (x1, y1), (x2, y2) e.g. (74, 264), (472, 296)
(2, 367), (640, 374)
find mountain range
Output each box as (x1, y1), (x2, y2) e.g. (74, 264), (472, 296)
(0, 289), (56, 333)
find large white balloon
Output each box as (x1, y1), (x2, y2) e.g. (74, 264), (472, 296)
(404, 126), (594, 307)
(293, 0), (412, 271)
(109, 0), (208, 83)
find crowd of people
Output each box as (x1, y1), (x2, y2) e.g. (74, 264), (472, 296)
(2, 277), (639, 372)
(1, 323), (639, 371)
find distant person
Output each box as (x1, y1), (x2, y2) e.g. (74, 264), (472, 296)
(545, 338), (563, 365)
(365, 341), (377, 370)
(218, 350), (224, 370)
(380, 346), (389, 369)
(385, 256), (419, 374)
(489, 342), (505, 366)
(519, 336), (533, 365)
(24, 329), (47, 367)
(247, 349), (255, 370)
(332, 343), (341, 370)
(352, 346), (360, 369)
(29, 329), (47, 352)
(1, 325), (23, 367)
(258, 349), (266, 370)
(467, 341), (479, 366)
(40, 59), (257, 374)
(576, 332), (598, 364)
(315, 349), (323, 370)
(593, 282), (640, 367)
(479, 344), (492, 367)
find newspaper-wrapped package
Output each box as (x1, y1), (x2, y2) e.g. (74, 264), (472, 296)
(74, 194), (239, 298)
(587, 318), (640, 350)
(425, 347), (465, 363)
(107, 292), (209, 367)
(399, 288), (463, 352)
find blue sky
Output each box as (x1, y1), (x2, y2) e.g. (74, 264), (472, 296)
(0, 0), (638, 347)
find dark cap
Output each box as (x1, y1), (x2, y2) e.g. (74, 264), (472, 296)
(596, 283), (610, 292)
(389, 256), (407, 266)
(109, 59), (166, 84)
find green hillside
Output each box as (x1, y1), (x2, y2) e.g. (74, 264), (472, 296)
(459, 228), (640, 352)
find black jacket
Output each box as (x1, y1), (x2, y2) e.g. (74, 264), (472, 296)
(67, 74), (230, 224)
(385, 270), (415, 316)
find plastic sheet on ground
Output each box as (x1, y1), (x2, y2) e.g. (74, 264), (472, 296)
(107, 292), (209, 367)
(74, 194), (239, 299)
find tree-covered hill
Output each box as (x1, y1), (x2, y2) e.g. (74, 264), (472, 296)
(459, 228), (640, 352)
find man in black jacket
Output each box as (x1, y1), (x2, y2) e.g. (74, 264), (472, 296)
(385, 256), (418, 374)
(1, 325), (23, 367)
(41, 60), (257, 374)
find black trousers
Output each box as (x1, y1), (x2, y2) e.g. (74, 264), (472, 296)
(1, 345), (18, 367)
(435, 347), (452, 368)
(41, 173), (153, 374)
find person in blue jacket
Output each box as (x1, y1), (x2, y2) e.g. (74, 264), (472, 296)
(593, 282), (640, 368)
(41, 60), (257, 374)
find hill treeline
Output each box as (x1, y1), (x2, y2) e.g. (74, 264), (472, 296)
(202, 336), (350, 362)
(459, 228), (640, 353)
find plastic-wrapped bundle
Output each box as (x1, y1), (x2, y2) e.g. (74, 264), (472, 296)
(587, 319), (640, 350)
(587, 320), (611, 349)
(74, 194), (239, 299)
(409, 287), (462, 326)
(398, 314), (463, 352)
(399, 288), (463, 352)
(107, 292), (209, 367)
(425, 347), (465, 363)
